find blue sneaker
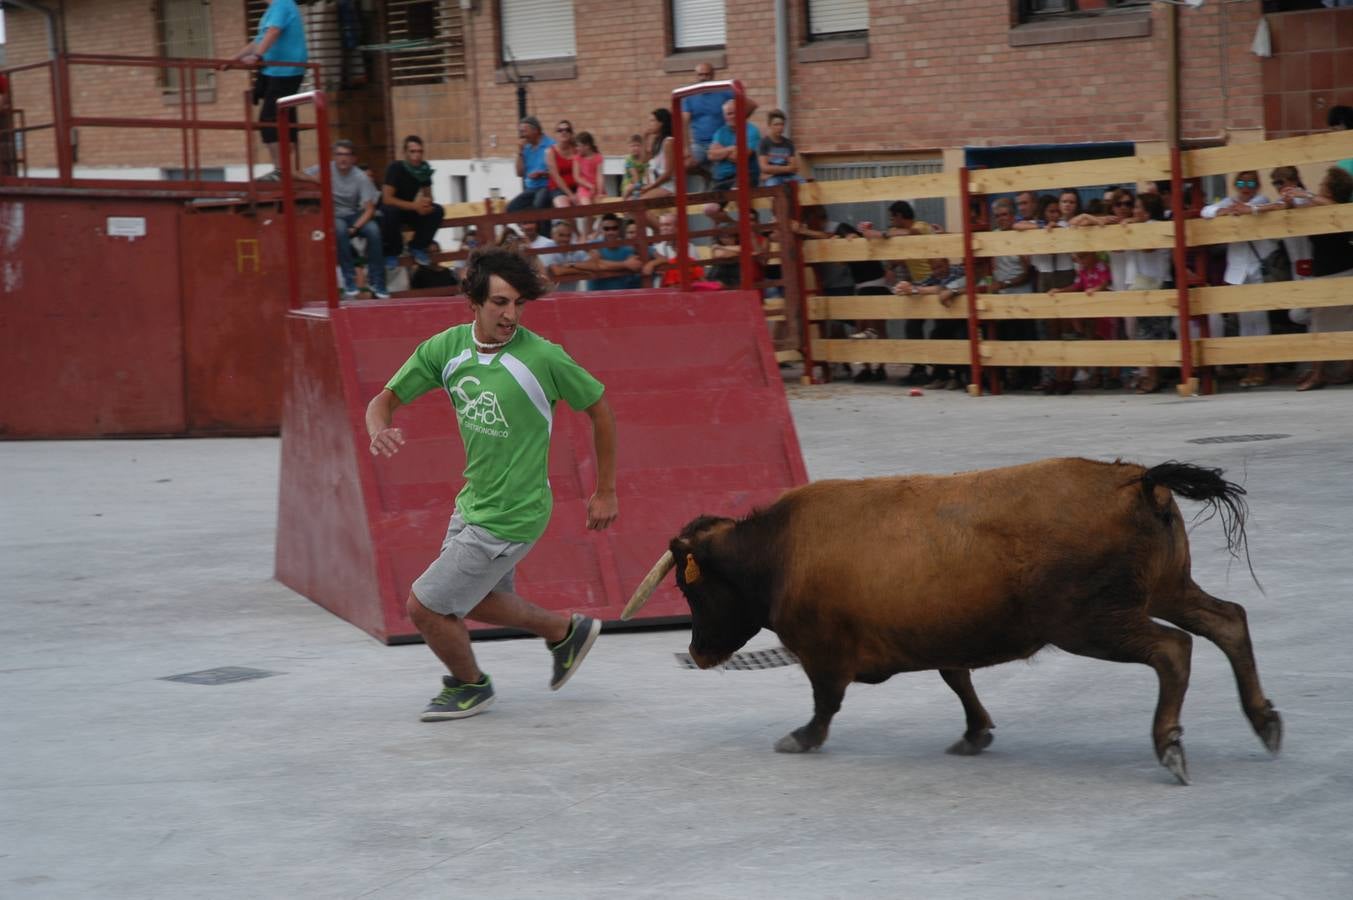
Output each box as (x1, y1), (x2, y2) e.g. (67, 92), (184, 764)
(410, 247), (432, 266)
(548, 614), (601, 691)
(420, 674), (495, 721)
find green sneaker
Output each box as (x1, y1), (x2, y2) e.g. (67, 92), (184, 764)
(548, 613), (602, 691)
(420, 674), (495, 721)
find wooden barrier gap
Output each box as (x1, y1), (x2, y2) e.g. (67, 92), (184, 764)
(799, 171), (958, 206)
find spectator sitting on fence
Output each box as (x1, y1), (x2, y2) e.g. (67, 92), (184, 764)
(507, 116), (554, 219)
(681, 64), (757, 180)
(546, 121), (582, 210)
(299, 139), (388, 300)
(708, 100), (762, 192)
(587, 213), (645, 291)
(1290, 166), (1353, 390)
(1201, 170), (1277, 387)
(758, 110), (803, 187)
(621, 134), (650, 199)
(380, 135), (444, 269)
(573, 131), (605, 235)
(640, 109), (677, 201)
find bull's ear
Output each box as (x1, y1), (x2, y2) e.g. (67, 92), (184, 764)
(683, 554), (702, 585)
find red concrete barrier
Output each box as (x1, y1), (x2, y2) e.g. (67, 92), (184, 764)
(275, 289), (808, 641)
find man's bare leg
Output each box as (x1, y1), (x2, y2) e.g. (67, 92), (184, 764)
(407, 590), (572, 682)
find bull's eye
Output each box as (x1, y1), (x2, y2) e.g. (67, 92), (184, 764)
(683, 555), (702, 585)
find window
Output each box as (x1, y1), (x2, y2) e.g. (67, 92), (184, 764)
(157, 0), (215, 92)
(1019, 0), (1148, 18)
(672, 0), (726, 51)
(807, 0), (869, 40)
(387, 1), (466, 86)
(500, 0), (577, 63)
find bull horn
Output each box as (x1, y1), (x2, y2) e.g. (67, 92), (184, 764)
(620, 550), (675, 620)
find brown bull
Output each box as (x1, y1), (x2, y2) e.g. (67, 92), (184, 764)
(622, 458), (1282, 785)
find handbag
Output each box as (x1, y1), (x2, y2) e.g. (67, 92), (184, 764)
(1248, 241), (1291, 283)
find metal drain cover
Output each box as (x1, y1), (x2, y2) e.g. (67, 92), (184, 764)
(675, 647), (800, 671)
(1187, 434), (1290, 445)
(161, 666), (280, 685)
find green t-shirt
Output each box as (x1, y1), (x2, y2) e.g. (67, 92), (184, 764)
(385, 324), (605, 542)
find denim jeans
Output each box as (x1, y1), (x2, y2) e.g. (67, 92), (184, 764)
(336, 213), (385, 293)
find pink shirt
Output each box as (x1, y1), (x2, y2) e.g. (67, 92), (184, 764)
(1069, 260), (1111, 293)
(575, 152), (603, 193)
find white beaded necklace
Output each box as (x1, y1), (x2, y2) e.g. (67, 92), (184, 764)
(471, 324), (511, 352)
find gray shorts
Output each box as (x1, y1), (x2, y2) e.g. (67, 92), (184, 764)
(411, 512), (534, 617)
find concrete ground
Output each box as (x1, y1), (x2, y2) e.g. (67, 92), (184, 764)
(4, 380), (1352, 899)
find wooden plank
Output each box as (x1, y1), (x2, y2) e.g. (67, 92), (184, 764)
(799, 171), (957, 206)
(808, 294), (969, 320)
(973, 221), (1176, 256)
(441, 198), (505, 218)
(1186, 202), (1353, 246)
(1196, 332), (1353, 366)
(1192, 277), (1353, 314)
(976, 290), (1178, 320)
(1182, 131), (1353, 178)
(811, 338), (971, 365)
(967, 154), (1171, 195)
(801, 233), (964, 263)
(979, 339), (1181, 368)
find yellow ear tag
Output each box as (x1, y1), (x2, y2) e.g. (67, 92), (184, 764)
(683, 555), (702, 585)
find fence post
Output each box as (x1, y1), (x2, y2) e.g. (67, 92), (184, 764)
(959, 166), (983, 395)
(1170, 146), (1197, 396)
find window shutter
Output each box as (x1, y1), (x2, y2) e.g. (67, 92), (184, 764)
(387, 0), (467, 86)
(501, 0), (577, 62)
(673, 0), (726, 50)
(808, 0), (869, 37)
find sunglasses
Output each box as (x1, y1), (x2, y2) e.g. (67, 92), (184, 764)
(556, 126), (572, 133)
(1235, 179), (1258, 188)
(1114, 200), (1133, 207)
(601, 225), (620, 232)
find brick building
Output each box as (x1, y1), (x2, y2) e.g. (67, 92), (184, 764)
(2, 1), (1351, 205)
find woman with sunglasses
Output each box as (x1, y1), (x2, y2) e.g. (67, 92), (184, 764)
(546, 120), (581, 210)
(1200, 170), (1277, 387)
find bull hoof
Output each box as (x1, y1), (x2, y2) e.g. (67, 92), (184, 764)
(1160, 741), (1190, 786)
(1258, 709), (1283, 756)
(946, 730), (994, 756)
(774, 730), (814, 754)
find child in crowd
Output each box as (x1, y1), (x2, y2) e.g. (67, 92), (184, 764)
(622, 134), (649, 199)
(758, 109), (802, 187)
(1045, 250), (1111, 393)
(574, 131), (604, 206)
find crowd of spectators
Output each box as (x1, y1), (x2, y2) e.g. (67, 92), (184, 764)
(322, 81), (1351, 396)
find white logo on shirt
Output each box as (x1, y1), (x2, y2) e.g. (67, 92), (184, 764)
(449, 374), (509, 437)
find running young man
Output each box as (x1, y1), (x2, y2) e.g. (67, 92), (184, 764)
(365, 247), (618, 720)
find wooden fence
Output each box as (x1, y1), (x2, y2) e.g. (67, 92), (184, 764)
(799, 130), (1353, 395)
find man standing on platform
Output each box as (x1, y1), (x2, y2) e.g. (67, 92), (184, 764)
(225, 0), (307, 181)
(365, 248), (618, 721)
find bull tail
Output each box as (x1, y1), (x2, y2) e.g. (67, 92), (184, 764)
(1137, 461), (1259, 589)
